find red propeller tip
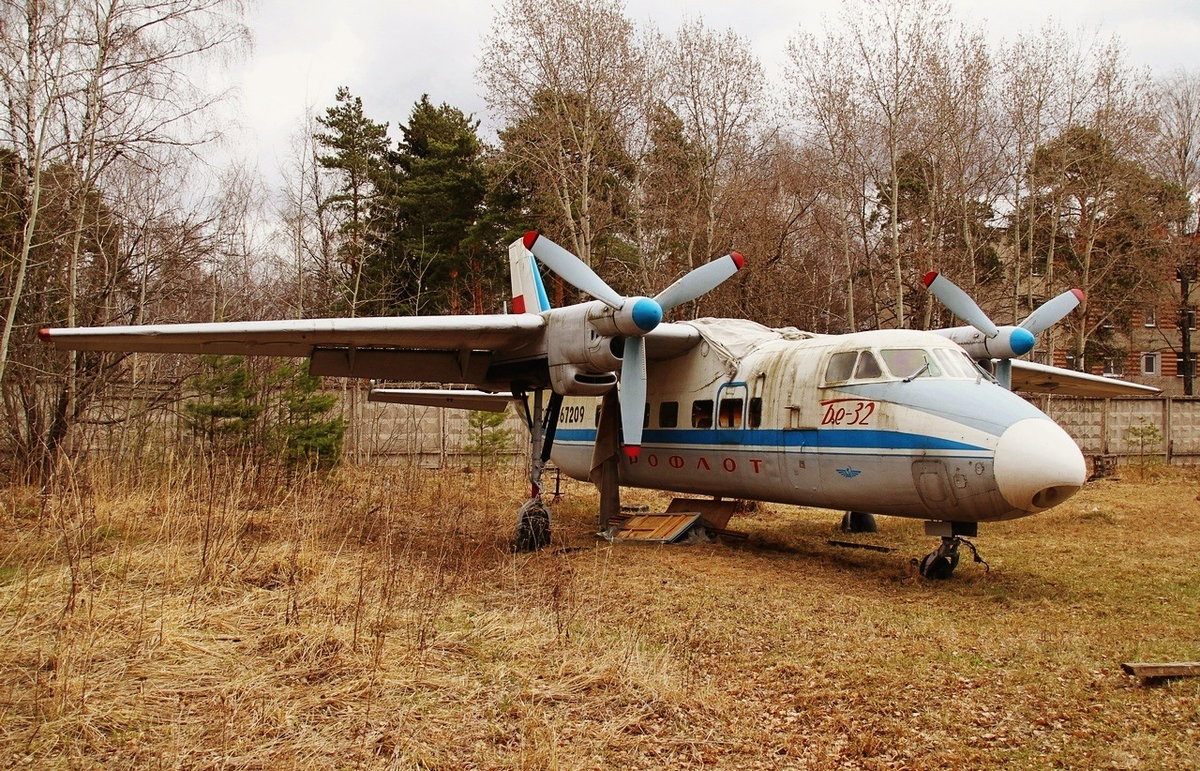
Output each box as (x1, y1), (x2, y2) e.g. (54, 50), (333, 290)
(522, 231), (539, 250)
(37, 328), (52, 343)
(730, 251), (745, 270)
(922, 271), (939, 287)
(1071, 288), (1085, 302)
(622, 445), (641, 461)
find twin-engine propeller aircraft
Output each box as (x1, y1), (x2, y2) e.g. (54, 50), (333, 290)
(41, 232), (1157, 578)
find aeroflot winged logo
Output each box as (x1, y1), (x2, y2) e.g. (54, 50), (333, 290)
(837, 467), (863, 479)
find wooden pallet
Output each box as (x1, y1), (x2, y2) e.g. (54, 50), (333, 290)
(613, 512), (702, 542)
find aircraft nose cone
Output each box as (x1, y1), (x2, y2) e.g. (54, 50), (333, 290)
(994, 418), (1086, 512)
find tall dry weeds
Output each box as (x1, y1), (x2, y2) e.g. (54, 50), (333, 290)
(2, 458), (1198, 767)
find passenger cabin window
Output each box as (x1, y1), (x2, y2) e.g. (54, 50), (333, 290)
(692, 399), (714, 429)
(718, 397), (743, 428)
(748, 397), (763, 428)
(659, 401), (678, 428)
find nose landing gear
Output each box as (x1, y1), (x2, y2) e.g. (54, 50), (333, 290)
(918, 535), (989, 580)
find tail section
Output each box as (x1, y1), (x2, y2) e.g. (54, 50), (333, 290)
(508, 237), (551, 314)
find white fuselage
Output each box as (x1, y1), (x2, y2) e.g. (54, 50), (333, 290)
(549, 326), (1086, 524)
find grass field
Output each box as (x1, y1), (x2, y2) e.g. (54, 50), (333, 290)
(2, 457), (1198, 769)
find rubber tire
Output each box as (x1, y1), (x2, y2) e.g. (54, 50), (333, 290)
(840, 511), (879, 533)
(514, 501), (551, 552)
(919, 551), (959, 580)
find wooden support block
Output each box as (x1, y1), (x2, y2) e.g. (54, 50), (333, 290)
(1121, 662), (1200, 680)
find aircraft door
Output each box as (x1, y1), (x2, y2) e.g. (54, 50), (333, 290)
(715, 382), (749, 444)
(780, 350), (824, 496)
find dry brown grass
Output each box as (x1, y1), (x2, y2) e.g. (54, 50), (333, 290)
(2, 455), (1198, 769)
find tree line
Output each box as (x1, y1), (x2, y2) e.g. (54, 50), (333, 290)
(2, 0), (1199, 479)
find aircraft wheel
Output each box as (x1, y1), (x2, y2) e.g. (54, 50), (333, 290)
(840, 511), (878, 533)
(919, 550), (959, 580)
(514, 497), (552, 552)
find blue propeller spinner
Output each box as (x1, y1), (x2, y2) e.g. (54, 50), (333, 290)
(523, 231), (744, 458)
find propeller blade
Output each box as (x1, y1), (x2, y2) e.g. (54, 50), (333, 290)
(619, 335), (646, 460)
(654, 252), (745, 312)
(1020, 288), (1085, 336)
(523, 231), (623, 309)
(923, 272), (999, 337)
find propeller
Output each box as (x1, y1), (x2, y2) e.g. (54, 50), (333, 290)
(923, 271), (1084, 388)
(523, 231), (744, 458)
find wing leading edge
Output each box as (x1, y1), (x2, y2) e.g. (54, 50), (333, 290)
(39, 315), (548, 388)
(1010, 360), (1161, 398)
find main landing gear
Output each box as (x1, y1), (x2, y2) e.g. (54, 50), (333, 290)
(919, 522), (989, 580)
(513, 388), (563, 552)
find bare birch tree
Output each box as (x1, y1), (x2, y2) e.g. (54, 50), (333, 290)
(0, 0), (249, 476)
(479, 0), (646, 269)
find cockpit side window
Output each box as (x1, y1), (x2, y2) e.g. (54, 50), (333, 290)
(825, 351), (857, 383)
(854, 351), (884, 379)
(933, 348), (977, 378)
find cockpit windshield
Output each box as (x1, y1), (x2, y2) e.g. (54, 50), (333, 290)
(880, 349), (942, 380)
(825, 346), (981, 384)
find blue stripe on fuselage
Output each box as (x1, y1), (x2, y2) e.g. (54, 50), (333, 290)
(554, 427), (986, 452)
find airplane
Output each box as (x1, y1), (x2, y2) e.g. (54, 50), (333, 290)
(39, 231), (1159, 579)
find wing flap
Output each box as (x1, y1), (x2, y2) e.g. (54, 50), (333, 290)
(368, 388), (515, 412)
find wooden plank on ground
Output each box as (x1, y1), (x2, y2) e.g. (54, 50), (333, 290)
(1121, 662), (1200, 680)
(614, 513), (701, 542)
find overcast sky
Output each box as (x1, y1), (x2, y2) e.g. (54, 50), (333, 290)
(221, 0), (1200, 180)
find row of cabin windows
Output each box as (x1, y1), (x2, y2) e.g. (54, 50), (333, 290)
(594, 397), (764, 429)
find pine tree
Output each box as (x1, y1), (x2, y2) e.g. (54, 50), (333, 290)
(275, 362), (345, 469)
(385, 95), (493, 314)
(183, 355), (265, 452)
(314, 87), (393, 315)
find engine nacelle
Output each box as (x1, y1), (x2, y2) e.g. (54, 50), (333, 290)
(936, 325), (1036, 361)
(545, 302), (623, 395)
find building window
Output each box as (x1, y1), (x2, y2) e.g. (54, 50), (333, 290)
(1143, 308), (1157, 327)
(659, 401), (678, 428)
(1064, 354), (1078, 370)
(1187, 307), (1197, 330)
(1101, 316), (1114, 330)
(1103, 357), (1124, 377)
(1141, 352), (1160, 376)
(1178, 356), (1198, 379)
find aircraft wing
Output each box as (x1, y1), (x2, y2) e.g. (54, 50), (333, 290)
(39, 315), (547, 386)
(368, 388), (516, 412)
(1010, 360), (1162, 397)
